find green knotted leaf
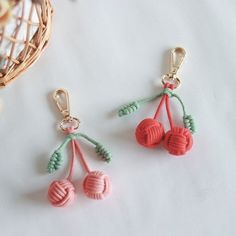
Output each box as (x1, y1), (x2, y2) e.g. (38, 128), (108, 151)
(118, 101), (140, 117)
(183, 115), (196, 134)
(95, 144), (112, 163)
(47, 151), (63, 173)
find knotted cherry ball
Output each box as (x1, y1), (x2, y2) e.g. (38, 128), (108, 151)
(48, 179), (75, 207)
(135, 118), (165, 148)
(83, 171), (111, 200)
(164, 127), (193, 156)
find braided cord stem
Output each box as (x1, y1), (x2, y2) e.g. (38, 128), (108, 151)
(165, 94), (175, 129)
(118, 92), (163, 117)
(54, 134), (74, 153)
(117, 82), (195, 134)
(73, 140), (91, 174)
(153, 84), (176, 130)
(171, 93), (196, 134)
(138, 93), (163, 104)
(171, 94), (187, 116)
(48, 130), (92, 177)
(75, 133), (112, 162)
(154, 84), (173, 122)
(48, 127), (112, 176)
(67, 140), (76, 181)
(47, 135), (74, 173)
(153, 85), (195, 133)
(76, 133), (99, 146)
(153, 95), (166, 120)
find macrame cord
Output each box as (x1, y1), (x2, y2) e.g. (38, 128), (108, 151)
(118, 47), (196, 156)
(47, 89), (112, 207)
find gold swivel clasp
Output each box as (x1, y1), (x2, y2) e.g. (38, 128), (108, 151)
(53, 89), (80, 131)
(53, 89), (71, 118)
(162, 47), (186, 89)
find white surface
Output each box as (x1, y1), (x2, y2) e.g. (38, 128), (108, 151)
(0, 0), (236, 235)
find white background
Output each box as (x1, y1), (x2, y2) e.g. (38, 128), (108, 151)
(0, 0), (236, 235)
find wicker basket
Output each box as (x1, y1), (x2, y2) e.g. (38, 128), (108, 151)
(0, 0), (53, 87)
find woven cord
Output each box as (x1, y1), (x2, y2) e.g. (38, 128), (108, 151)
(73, 140), (91, 174)
(171, 93), (196, 133)
(118, 92), (163, 117)
(153, 84), (175, 129)
(66, 139), (76, 181)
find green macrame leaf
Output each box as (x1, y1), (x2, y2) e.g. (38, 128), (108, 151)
(47, 151), (63, 173)
(95, 144), (112, 163)
(183, 115), (196, 134)
(118, 101), (140, 117)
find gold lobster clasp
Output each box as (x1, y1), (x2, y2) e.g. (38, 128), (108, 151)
(53, 89), (80, 131)
(162, 47), (186, 89)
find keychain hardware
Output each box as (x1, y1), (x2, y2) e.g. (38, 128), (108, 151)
(47, 89), (112, 207)
(118, 47), (196, 156)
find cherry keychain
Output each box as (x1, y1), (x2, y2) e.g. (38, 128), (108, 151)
(118, 47), (196, 156)
(47, 89), (112, 207)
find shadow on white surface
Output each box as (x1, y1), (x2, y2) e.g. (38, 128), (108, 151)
(35, 153), (50, 175)
(23, 188), (48, 206)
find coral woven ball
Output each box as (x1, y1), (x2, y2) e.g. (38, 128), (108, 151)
(83, 171), (111, 200)
(164, 127), (193, 156)
(135, 118), (165, 148)
(48, 179), (75, 207)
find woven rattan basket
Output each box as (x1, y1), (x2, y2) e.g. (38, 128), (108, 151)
(0, 0), (53, 87)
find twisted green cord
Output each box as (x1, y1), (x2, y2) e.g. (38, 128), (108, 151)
(75, 133), (112, 163)
(47, 133), (112, 173)
(47, 135), (73, 173)
(118, 92), (163, 117)
(171, 94), (196, 134)
(47, 151), (63, 173)
(117, 87), (196, 134)
(183, 114), (195, 134)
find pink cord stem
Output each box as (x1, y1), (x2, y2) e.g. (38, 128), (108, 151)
(67, 140), (76, 181)
(165, 93), (174, 130)
(153, 83), (175, 129)
(153, 95), (166, 120)
(73, 140), (91, 174)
